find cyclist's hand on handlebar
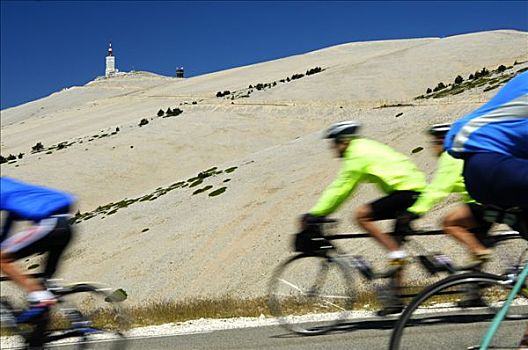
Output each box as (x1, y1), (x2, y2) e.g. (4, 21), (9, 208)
(299, 213), (324, 230)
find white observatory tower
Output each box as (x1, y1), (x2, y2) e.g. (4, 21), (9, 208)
(105, 43), (117, 77)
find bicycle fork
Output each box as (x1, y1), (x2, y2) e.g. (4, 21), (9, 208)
(479, 263), (528, 350)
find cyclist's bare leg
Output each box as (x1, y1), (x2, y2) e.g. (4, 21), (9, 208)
(355, 205), (403, 294)
(356, 205), (401, 252)
(0, 250), (44, 292)
(443, 205), (490, 256)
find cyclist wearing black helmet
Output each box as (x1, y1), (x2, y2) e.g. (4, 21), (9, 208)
(406, 123), (493, 262)
(301, 121), (426, 316)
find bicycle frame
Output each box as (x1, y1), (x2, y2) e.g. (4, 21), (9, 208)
(479, 262), (528, 350)
(1, 277), (128, 349)
(325, 230), (521, 280)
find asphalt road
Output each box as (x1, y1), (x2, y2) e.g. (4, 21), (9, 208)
(100, 318), (396, 350)
(46, 307), (527, 350)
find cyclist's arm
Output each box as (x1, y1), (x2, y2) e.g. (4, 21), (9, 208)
(309, 160), (363, 217)
(408, 152), (463, 216)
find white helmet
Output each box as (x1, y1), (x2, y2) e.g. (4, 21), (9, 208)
(325, 121), (361, 140)
(428, 123), (451, 137)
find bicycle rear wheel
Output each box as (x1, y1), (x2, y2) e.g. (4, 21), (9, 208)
(49, 283), (129, 349)
(0, 298), (27, 349)
(268, 253), (355, 335)
(390, 272), (528, 350)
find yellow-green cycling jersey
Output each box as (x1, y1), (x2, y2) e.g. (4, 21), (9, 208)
(408, 151), (474, 216)
(309, 138), (426, 217)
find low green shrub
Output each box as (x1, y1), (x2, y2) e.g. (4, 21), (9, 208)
(193, 185), (213, 195)
(209, 187), (227, 197)
(32, 142), (44, 153)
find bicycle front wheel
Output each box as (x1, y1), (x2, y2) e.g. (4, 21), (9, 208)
(268, 253), (355, 335)
(49, 283), (129, 349)
(390, 272), (528, 350)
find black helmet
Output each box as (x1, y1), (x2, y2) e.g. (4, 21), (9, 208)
(325, 121), (361, 140)
(428, 123), (451, 138)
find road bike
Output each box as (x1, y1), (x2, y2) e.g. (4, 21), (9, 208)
(388, 256), (527, 349)
(389, 206), (528, 349)
(267, 218), (522, 335)
(479, 262), (528, 350)
(1, 274), (129, 349)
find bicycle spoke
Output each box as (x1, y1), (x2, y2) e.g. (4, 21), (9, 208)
(390, 272), (528, 350)
(277, 278), (307, 294)
(268, 254), (355, 334)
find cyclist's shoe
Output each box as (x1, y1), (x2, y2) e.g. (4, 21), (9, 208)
(457, 281), (487, 308)
(457, 297), (488, 308)
(16, 290), (57, 323)
(472, 249), (493, 264)
(376, 304), (404, 317)
(376, 282), (404, 317)
(462, 249), (493, 271)
(27, 290), (57, 307)
(386, 250), (408, 267)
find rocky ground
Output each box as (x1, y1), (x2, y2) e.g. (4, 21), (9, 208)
(1, 30), (527, 305)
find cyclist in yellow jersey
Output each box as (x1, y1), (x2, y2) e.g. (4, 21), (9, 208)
(301, 121), (426, 316)
(406, 124), (494, 261)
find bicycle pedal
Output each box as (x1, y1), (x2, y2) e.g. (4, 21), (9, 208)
(457, 298), (487, 308)
(376, 305), (404, 317)
(419, 255), (440, 274)
(0, 312), (17, 328)
(71, 320), (91, 329)
(388, 258), (406, 266)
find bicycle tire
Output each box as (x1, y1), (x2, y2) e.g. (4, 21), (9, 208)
(48, 283), (129, 349)
(1, 298), (26, 348)
(268, 253), (355, 335)
(389, 271), (528, 350)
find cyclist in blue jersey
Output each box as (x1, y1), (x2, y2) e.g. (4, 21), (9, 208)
(445, 71), (527, 348)
(1, 177), (76, 325)
(445, 71), (528, 214)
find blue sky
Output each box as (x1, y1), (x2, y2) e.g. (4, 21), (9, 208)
(1, 1), (527, 109)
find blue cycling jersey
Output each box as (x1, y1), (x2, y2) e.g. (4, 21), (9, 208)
(0, 177), (75, 222)
(445, 71), (528, 159)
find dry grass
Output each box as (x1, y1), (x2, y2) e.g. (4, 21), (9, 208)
(124, 288), (413, 327)
(126, 296), (271, 328)
(2, 284), (524, 335)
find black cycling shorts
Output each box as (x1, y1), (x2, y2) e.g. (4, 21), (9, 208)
(369, 190), (420, 220)
(464, 152), (528, 210)
(1, 215), (73, 278)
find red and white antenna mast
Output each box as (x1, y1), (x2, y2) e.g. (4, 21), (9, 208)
(107, 42), (113, 57)
(105, 42), (116, 77)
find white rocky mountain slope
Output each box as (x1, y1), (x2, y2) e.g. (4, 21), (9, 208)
(1, 30), (527, 303)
